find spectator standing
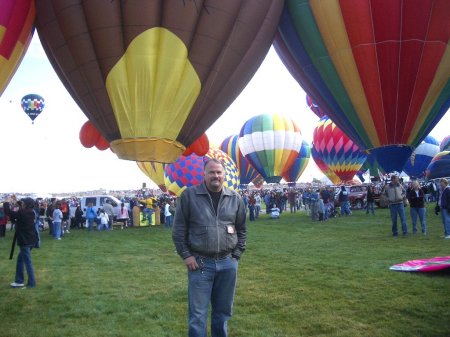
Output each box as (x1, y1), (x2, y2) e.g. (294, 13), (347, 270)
(338, 186), (351, 216)
(4, 197), (39, 288)
(366, 185), (376, 215)
(254, 192), (261, 219)
(85, 203), (97, 231)
(117, 202), (129, 228)
(383, 173), (408, 237)
(52, 203), (63, 240)
(436, 178), (450, 239)
(408, 181), (427, 235)
(102, 200), (115, 230)
(164, 200), (173, 229)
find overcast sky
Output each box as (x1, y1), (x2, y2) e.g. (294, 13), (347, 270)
(0, 34), (448, 195)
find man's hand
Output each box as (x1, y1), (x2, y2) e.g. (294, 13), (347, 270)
(184, 256), (199, 271)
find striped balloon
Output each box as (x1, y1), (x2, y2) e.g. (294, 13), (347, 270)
(426, 151), (450, 180)
(282, 140), (311, 183)
(403, 135), (440, 178)
(440, 135), (450, 152)
(313, 116), (366, 182)
(238, 114), (302, 183)
(137, 162), (166, 192)
(220, 135), (258, 185)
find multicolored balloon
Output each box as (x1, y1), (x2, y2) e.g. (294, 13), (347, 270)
(238, 114), (302, 183)
(282, 140), (310, 184)
(357, 152), (385, 179)
(0, 0), (35, 96)
(137, 162), (166, 192)
(313, 116), (366, 183)
(220, 135), (258, 185)
(310, 146), (340, 185)
(164, 148), (239, 197)
(20, 94), (44, 123)
(274, 0), (450, 172)
(440, 135), (450, 152)
(306, 94), (326, 118)
(403, 135), (440, 178)
(35, 1), (284, 162)
(426, 151), (450, 180)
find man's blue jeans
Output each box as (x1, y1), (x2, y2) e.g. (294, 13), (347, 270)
(143, 208), (154, 224)
(15, 245), (36, 287)
(341, 201), (351, 215)
(53, 221), (61, 239)
(389, 203), (408, 236)
(441, 209), (450, 236)
(410, 207), (426, 234)
(188, 256), (238, 337)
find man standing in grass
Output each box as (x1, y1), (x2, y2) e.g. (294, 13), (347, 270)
(383, 173), (408, 236)
(172, 158), (247, 337)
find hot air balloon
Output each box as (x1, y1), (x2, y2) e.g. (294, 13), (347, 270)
(20, 94), (44, 123)
(79, 121), (110, 151)
(306, 94), (326, 118)
(238, 114), (302, 183)
(35, 1), (284, 163)
(274, 0), (450, 173)
(137, 162), (166, 192)
(220, 135), (259, 185)
(0, 0), (35, 96)
(313, 116), (366, 183)
(426, 151), (450, 179)
(310, 146), (341, 185)
(357, 152), (385, 182)
(183, 133), (209, 157)
(440, 135), (450, 152)
(282, 140), (311, 185)
(403, 135), (440, 178)
(164, 148), (239, 197)
(252, 174), (265, 189)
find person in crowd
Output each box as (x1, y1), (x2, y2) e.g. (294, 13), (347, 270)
(164, 200), (173, 229)
(383, 173), (408, 237)
(46, 200), (54, 236)
(310, 189), (319, 220)
(0, 204), (7, 238)
(52, 203), (63, 240)
(60, 199), (70, 235)
(248, 193), (256, 221)
(85, 202), (97, 231)
(254, 192), (261, 219)
(140, 196), (155, 225)
(408, 181), (427, 235)
(366, 185), (376, 215)
(270, 203), (280, 219)
(436, 178), (450, 239)
(288, 189), (297, 213)
(4, 197), (39, 288)
(102, 200), (115, 230)
(172, 158), (247, 337)
(264, 192), (271, 214)
(317, 195), (325, 221)
(97, 209), (109, 231)
(117, 202), (129, 228)
(73, 204), (84, 229)
(338, 186), (351, 216)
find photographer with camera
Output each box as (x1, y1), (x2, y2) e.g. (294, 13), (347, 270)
(435, 178), (450, 239)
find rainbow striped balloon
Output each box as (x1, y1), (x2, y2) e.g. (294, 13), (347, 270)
(426, 151), (450, 179)
(238, 114), (302, 183)
(282, 140), (311, 184)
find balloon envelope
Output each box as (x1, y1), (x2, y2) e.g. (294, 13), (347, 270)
(313, 116), (366, 183)
(220, 135), (258, 185)
(440, 135), (450, 152)
(282, 140), (311, 183)
(426, 151), (450, 180)
(403, 135), (440, 178)
(137, 162), (166, 192)
(306, 94), (326, 118)
(274, 0), (450, 165)
(238, 114), (302, 183)
(20, 94), (44, 123)
(0, 0), (35, 96)
(310, 146), (341, 185)
(36, 1), (284, 162)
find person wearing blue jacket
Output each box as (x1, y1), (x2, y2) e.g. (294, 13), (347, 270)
(437, 178), (450, 239)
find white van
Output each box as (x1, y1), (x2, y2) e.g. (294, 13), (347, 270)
(80, 195), (123, 219)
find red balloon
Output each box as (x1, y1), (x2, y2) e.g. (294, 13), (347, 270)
(79, 121), (100, 148)
(183, 133), (209, 156)
(95, 136), (110, 151)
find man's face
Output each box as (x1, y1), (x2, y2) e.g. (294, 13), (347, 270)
(440, 181), (447, 190)
(204, 161), (225, 192)
(391, 176), (398, 183)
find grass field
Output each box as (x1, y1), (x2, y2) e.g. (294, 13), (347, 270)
(0, 205), (449, 337)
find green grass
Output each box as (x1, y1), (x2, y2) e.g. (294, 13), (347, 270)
(1, 205), (449, 337)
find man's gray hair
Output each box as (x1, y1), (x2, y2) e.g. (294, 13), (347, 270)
(204, 158), (226, 170)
